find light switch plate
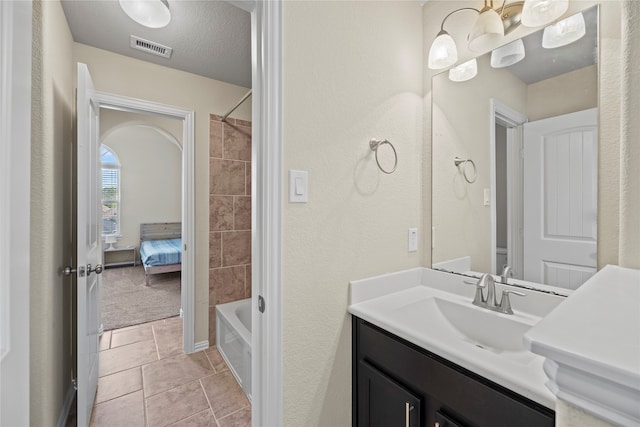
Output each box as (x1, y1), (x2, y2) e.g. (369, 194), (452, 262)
(289, 170), (308, 203)
(408, 228), (418, 252)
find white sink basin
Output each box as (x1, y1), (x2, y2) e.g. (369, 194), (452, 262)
(432, 297), (533, 352)
(348, 267), (568, 409)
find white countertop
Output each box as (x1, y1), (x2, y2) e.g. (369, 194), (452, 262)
(524, 265), (640, 426)
(349, 267), (568, 410)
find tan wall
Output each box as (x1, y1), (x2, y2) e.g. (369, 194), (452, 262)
(208, 115), (252, 345)
(102, 124), (182, 250)
(30, 0), (75, 424)
(282, 1), (424, 425)
(431, 54), (527, 273)
(527, 64), (598, 122)
(73, 43), (251, 344)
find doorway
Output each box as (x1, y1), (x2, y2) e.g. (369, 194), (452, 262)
(99, 111), (184, 332)
(94, 91), (196, 352)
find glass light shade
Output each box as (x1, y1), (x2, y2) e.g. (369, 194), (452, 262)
(468, 8), (505, 52)
(449, 59), (478, 82)
(119, 0), (171, 29)
(491, 39), (526, 68)
(428, 31), (458, 70)
(521, 0), (569, 27)
(542, 13), (586, 48)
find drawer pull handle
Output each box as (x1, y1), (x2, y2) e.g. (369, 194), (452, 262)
(405, 402), (414, 427)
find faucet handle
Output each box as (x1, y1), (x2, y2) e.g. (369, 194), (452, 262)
(464, 279), (484, 306)
(499, 289), (526, 314)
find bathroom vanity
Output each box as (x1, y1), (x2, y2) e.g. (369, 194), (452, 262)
(353, 317), (554, 427)
(349, 268), (567, 427)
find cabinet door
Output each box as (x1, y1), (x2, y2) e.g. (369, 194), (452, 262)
(358, 360), (421, 427)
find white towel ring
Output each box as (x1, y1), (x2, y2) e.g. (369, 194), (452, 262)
(454, 157), (477, 183)
(369, 138), (398, 174)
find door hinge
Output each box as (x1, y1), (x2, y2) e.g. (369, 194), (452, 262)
(258, 295), (265, 313)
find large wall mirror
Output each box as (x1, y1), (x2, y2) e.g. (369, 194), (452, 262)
(432, 6), (598, 291)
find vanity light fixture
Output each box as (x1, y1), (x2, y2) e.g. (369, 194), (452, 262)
(542, 12), (585, 48)
(468, 0), (505, 52)
(427, 1), (525, 70)
(119, 0), (171, 29)
(521, 0), (569, 27)
(490, 39), (526, 67)
(449, 58), (478, 82)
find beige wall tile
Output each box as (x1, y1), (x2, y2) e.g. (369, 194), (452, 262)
(209, 266), (245, 306)
(210, 196), (234, 231)
(234, 196), (251, 231)
(208, 305), (217, 345)
(210, 119), (223, 158)
(245, 162), (251, 196)
(223, 124), (251, 161)
(222, 231), (251, 267)
(209, 232), (222, 268)
(245, 265), (252, 299)
(210, 159), (246, 195)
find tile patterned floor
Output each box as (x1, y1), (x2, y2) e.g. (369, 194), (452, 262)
(90, 317), (251, 427)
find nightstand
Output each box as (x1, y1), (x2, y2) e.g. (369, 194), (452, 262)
(103, 245), (138, 268)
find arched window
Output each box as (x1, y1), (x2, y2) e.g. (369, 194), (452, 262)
(101, 145), (120, 235)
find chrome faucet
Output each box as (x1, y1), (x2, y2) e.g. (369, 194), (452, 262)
(501, 265), (513, 285)
(466, 273), (526, 315)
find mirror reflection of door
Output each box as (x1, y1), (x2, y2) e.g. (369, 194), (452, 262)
(523, 108), (598, 289)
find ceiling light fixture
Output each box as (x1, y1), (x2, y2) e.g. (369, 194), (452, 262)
(521, 0), (569, 27)
(448, 59), (478, 82)
(542, 12), (585, 48)
(119, 0), (171, 29)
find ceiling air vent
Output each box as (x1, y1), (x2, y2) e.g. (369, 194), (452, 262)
(130, 36), (172, 59)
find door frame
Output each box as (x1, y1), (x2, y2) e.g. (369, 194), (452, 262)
(227, 1), (283, 425)
(0, 1), (32, 425)
(489, 99), (527, 276)
(94, 91), (196, 353)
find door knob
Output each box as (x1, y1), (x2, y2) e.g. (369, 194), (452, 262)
(63, 264), (103, 277)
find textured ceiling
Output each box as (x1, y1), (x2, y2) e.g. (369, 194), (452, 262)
(61, 0), (251, 88)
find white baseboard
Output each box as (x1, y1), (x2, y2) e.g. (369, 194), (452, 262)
(194, 340), (209, 352)
(56, 380), (76, 427)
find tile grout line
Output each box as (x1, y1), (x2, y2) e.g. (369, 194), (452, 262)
(198, 378), (220, 426)
(216, 404), (251, 424)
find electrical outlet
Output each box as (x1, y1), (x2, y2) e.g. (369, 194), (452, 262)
(408, 228), (418, 252)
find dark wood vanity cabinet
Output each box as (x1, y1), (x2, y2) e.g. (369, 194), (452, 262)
(352, 317), (555, 427)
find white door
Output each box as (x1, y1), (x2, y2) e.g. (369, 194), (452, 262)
(76, 63), (103, 426)
(523, 108), (597, 289)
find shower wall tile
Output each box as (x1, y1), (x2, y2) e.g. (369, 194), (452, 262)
(210, 159), (245, 195)
(209, 116), (252, 346)
(233, 196), (251, 231)
(209, 119), (223, 158)
(209, 232), (222, 269)
(209, 266), (245, 306)
(210, 196), (234, 231)
(223, 124), (251, 161)
(245, 265), (252, 299)
(245, 163), (251, 196)
(222, 231), (251, 267)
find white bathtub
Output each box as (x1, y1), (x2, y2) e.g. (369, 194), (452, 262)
(216, 298), (251, 400)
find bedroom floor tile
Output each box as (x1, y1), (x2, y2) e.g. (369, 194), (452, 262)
(91, 318), (250, 427)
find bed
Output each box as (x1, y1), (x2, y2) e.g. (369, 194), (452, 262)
(140, 222), (182, 286)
